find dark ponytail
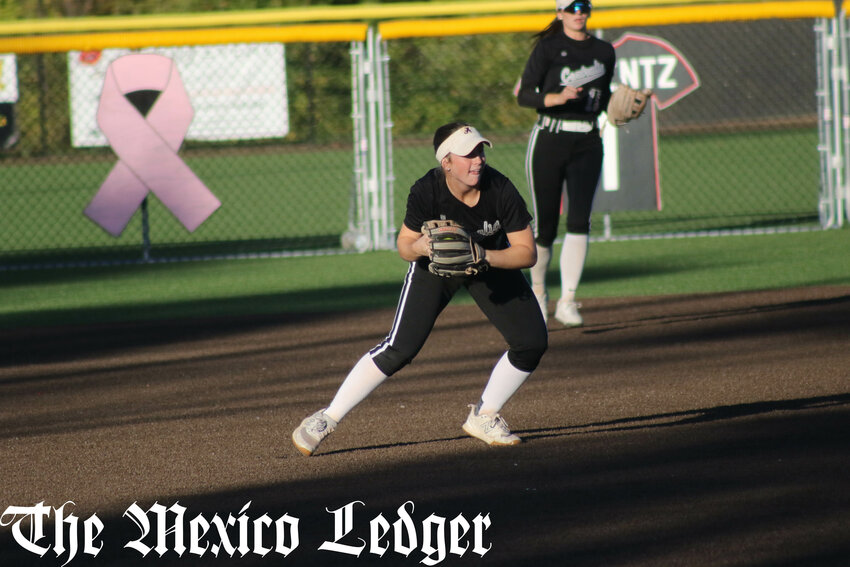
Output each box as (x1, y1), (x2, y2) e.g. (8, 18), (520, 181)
(533, 17), (562, 46)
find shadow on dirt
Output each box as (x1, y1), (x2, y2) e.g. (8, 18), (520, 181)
(2, 393), (849, 567)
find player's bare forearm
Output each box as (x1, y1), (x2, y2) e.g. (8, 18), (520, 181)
(397, 223), (429, 262)
(485, 245), (535, 270)
(544, 86), (582, 107)
(485, 226), (537, 270)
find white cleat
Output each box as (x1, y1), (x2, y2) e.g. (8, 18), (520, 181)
(462, 405), (521, 446)
(292, 409), (337, 456)
(554, 299), (583, 327)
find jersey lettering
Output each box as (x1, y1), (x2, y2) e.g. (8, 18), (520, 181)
(559, 60), (606, 88)
(477, 220), (501, 238)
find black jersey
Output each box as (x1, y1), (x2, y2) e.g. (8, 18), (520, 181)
(403, 165), (532, 260)
(517, 30), (615, 122)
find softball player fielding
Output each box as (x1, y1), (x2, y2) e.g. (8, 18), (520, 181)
(292, 122), (548, 456)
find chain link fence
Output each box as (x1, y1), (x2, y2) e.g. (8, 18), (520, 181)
(0, 7), (830, 269)
(1, 40), (358, 267)
(387, 18), (820, 239)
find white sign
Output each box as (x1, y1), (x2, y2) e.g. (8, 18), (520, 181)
(595, 33), (700, 213)
(0, 54), (18, 103)
(68, 44), (289, 147)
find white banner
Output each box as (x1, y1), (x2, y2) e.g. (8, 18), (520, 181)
(0, 54), (18, 103)
(68, 44), (289, 147)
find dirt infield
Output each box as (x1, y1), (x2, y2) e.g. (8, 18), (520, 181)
(2, 285), (849, 566)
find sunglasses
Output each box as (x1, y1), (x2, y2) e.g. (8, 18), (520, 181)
(562, 2), (591, 15)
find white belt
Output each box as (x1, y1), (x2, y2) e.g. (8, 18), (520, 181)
(538, 116), (595, 133)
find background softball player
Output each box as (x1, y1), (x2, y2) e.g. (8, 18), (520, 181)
(517, 0), (615, 327)
(292, 122), (548, 456)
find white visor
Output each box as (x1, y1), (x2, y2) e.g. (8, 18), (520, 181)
(435, 126), (492, 162)
(557, 0), (592, 9)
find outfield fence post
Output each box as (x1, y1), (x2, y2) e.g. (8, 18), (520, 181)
(346, 38), (372, 252)
(370, 28), (394, 251)
(816, 15), (844, 228)
(835, 9), (850, 226)
(377, 31), (396, 250)
(365, 26), (382, 250)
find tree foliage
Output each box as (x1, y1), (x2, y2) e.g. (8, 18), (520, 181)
(4, 0), (416, 18)
(3, 0), (533, 154)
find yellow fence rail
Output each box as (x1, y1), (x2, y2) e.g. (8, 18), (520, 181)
(0, 1), (834, 53)
(0, 23), (370, 54)
(379, 1), (836, 38)
(0, 0), (835, 39)
(0, 0), (779, 36)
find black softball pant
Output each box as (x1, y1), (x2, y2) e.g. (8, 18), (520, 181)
(369, 262), (548, 376)
(525, 124), (603, 245)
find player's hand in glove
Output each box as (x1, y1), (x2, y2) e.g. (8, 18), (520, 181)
(421, 219), (489, 277)
(606, 83), (653, 127)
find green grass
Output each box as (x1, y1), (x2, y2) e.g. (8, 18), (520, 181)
(0, 127), (820, 262)
(0, 147), (355, 253)
(392, 128), (820, 235)
(0, 127), (838, 331)
(1, 228), (847, 331)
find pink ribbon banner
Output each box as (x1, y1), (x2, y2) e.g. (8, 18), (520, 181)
(84, 53), (221, 236)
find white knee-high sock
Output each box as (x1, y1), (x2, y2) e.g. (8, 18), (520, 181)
(560, 233), (589, 303)
(530, 244), (552, 297)
(478, 352), (531, 415)
(325, 354), (388, 422)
